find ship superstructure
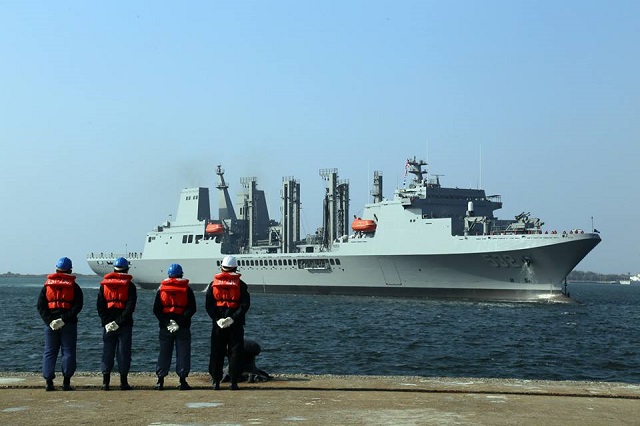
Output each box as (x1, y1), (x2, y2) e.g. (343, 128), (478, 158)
(87, 157), (600, 301)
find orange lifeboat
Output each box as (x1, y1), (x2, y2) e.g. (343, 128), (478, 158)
(205, 223), (224, 235)
(351, 218), (377, 233)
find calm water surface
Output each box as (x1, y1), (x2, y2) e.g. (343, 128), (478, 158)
(2, 276), (639, 383)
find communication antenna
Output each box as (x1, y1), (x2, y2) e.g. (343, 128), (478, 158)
(425, 140), (430, 182)
(426, 140), (429, 164)
(479, 144), (483, 189)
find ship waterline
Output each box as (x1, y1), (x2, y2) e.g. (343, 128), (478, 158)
(87, 157), (600, 302)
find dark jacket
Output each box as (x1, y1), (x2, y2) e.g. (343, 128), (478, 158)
(37, 280), (84, 325)
(205, 278), (250, 326)
(96, 279), (137, 327)
(153, 285), (197, 329)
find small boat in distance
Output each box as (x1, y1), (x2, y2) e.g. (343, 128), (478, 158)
(87, 157), (601, 302)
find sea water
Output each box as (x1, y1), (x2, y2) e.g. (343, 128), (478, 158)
(2, 276), (639, 383)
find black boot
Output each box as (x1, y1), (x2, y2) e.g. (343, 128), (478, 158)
(154, 376), (164, 391)
(212, 378), (220, 390)
(62, 377), (73, 391)
(230, 381), (239, 390)
(179, 377), (192, 391)
(120, 374), (132, 391)
(45, 379), (54, 391)
(101, 373), (110, 391)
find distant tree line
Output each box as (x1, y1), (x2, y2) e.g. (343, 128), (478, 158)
(568, 270), (630, 283)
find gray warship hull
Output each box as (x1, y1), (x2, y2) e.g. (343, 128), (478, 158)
(87, 158), (600, 302)
(88, 232), (599, 301)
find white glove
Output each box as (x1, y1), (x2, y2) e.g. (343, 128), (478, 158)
(105, 321), (119, 333)
(167, 319), (179, 333)
(216, 318), (234, 328)
(49, 319), (64, 330)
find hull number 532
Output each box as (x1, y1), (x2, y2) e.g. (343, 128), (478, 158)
(483, 254), (522, 268)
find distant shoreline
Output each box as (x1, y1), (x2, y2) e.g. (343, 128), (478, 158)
(0, 273), (96, 278)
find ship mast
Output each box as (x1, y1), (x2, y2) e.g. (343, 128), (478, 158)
(216, 165), (237, 221)
(406, 157), (428, 187)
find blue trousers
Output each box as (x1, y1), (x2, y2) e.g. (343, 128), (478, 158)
(101, 324), (132, 376)
(156, 327), (191, 379)
(42, 322), (77, 381)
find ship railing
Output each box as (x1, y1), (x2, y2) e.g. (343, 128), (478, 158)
(488, 225), (545, 235)
(87, 252), (143, 260)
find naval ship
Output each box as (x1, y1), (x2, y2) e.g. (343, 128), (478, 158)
(87, 157), (601, 301)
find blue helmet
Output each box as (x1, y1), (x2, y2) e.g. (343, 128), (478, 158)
(56, 257), (72, 272)
(114, 257), (129, 271)
(167, 263), (183, 278)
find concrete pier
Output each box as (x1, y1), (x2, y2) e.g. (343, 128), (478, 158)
(1, 372), (639, 425)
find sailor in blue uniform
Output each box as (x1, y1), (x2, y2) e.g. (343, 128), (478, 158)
(37, 257), (84, 391)
(153, 263), (197, 390)
(97, 257), (137, 390)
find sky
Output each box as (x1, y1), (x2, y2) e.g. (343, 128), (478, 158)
(1, 1), (638, 275)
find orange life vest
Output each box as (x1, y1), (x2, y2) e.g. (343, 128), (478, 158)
(44, 273), (76, 310)
(159, 278), (190, 314)
(212, 271), (241, 308)
(100, 272), (132, 309)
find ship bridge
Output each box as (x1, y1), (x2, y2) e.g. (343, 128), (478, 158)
(396, 157), (502, 219)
